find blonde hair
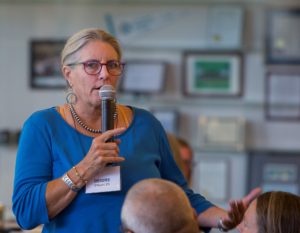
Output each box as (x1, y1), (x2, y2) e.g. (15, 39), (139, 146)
(256, 191), (300, 233)
(61, 28), (122, 66)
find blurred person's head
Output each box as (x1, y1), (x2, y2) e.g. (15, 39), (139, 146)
(177, 138), (193, 183)
(121, 178), (199, 233)
(238, 191), (300, 233)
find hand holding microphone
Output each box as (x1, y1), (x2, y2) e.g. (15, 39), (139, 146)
(99, 85), (122, 166)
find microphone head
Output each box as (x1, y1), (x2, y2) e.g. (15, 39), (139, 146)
(99, 85), (116, 100)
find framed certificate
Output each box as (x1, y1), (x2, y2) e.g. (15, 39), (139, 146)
(183, 51), (243, 97)
(248, 151), (300, 195)
(266, 9), (300, 64)
(194, 157), (230, 202)
(265, 69), (300, 121)
(198, 116), (246, 152)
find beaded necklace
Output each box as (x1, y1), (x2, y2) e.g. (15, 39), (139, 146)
(69, 103), (117, 134)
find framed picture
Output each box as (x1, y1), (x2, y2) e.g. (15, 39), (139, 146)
(118, 60), (167, 95)
(266, 9), (300, 64)
(265, 69), (300, 121)
(151, 108), (179, 134)
(248, 151), (300, 195)
(193, 156), (230, 202)
(30, 40), (66, 89)
(198, 116), (246, 152)
(183, 51), (243, 97)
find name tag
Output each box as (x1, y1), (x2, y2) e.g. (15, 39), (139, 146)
(85, 166), (121, 193)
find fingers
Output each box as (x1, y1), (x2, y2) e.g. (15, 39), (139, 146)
(85, 128), (126, 170)
(231, 200), (244, 222)
(90, 128), (125, 157)
(222, 188), (262, 230)
(223, 200), (245, 229)
(242, 187), (262, 208)
(99, 155), (125, 164)
(98, 127), (126, 142)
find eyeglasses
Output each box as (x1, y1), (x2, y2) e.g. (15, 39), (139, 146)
(67, 60), (125, 76)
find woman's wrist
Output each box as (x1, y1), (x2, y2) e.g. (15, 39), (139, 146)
(62, 173), (81, 192)
(217, 218), (228, 232)
(73, 166), (88, 185)
(62, 165), (88, 192)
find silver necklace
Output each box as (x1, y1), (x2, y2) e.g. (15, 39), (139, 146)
(69, 104), (117, 134)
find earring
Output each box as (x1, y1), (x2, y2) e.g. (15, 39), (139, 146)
(66, 88), (77, 105)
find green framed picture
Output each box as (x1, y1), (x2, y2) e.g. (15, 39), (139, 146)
(183, 51), (243, 97)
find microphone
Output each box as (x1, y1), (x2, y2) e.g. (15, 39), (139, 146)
(99, 85), (118, 167)
(99, 84), (116, 142)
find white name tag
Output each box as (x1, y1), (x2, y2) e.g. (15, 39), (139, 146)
(85, 166), (121, 193)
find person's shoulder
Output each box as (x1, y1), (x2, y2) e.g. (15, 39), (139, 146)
(25, 107), (58, 125)
(130, 106), (165, 131)
(131, 106), (157, 121)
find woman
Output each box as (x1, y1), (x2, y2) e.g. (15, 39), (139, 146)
(12, 28), (260, 233)
(238, 191), (300, 233)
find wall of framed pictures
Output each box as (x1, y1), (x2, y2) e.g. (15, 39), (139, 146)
(2, 1), (300, 217)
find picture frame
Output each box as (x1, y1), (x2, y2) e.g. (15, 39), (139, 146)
(183, 51), (243, 97)
(193, 156), (230, 202)
(198, 116), (246, 152)
(118, 60), (167, 95)
(265, 9), (300, 64)
(248, 150), (300, 195)
(30, 40), (66, 89)
(151, 108), (179, 134)
(265, 69), (300, 121)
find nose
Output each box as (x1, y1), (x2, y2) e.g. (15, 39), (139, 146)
(97, 64), (110, 81)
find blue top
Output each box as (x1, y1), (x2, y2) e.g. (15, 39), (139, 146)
(12, 106), (213, 233)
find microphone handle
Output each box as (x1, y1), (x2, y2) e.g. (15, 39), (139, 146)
(101, 98), (115, 142)
(102, 99), (117, 167)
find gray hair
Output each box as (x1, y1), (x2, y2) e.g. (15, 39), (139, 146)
(61, 28), (122, 66)
(121, 178), (199, 233)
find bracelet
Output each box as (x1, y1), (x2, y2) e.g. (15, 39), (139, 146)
(73, 166), (88, 185)
(62, 173), (81, 192)
(217, 218), (228, 232)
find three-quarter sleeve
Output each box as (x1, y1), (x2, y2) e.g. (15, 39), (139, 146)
(12, 118), (52, 229)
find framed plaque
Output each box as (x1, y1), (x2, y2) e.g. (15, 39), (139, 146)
(194, 157), (230, 202)
(30, 40), (66, 89)
(183, 51), (243, 97)
(198, 116), (246, 152)
(266, 9), (300, 64)
(119, 60), (167, 95)
(265, 70), (300, 121)
(248, 151), (300, 195)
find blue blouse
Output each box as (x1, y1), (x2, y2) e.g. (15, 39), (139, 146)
(12, 106), (213, 233)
